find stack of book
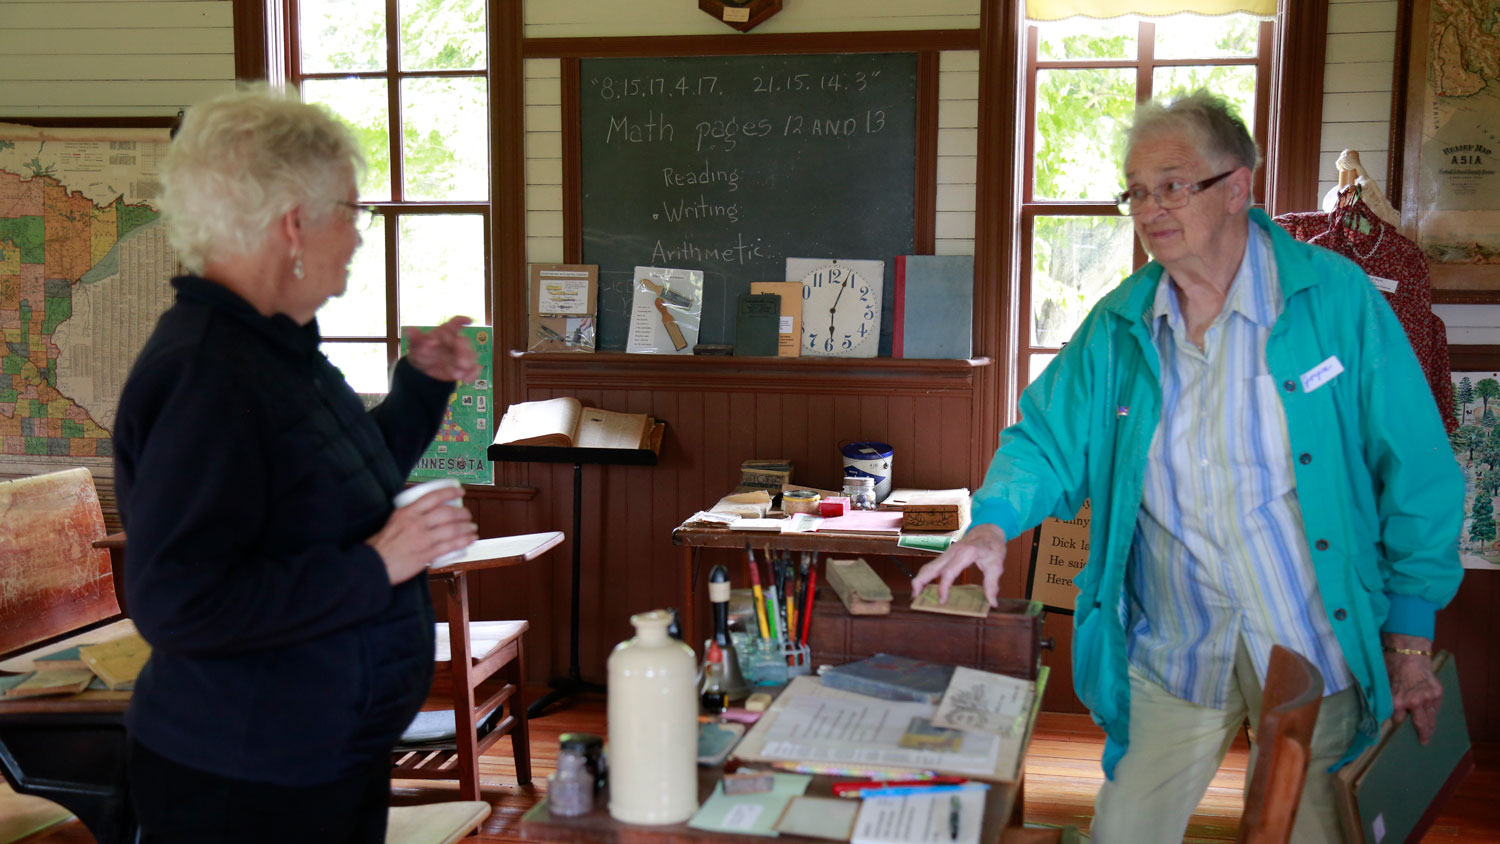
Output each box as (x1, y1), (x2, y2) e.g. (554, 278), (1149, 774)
(736, 459), (792, 494)
(1, 632), (149, 699)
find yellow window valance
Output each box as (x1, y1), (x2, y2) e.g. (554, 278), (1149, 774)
(1025, 0), (1275, 21)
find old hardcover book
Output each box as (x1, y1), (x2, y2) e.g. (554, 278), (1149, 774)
(750, 281), (804, 357)
(32, 645), (87, 671)
(734, 293), (782, 356)
(1334, 651), (1472, 844)
(911, 584), (991, 618)
(819, 654), (955, 704)
(78, 633), (150, 691)
(825, 558), (892, 615)
(2, 668), (95, 698)
(492, 397), (653, 450)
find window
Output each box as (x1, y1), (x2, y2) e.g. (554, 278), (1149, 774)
(1018, 14), (1272, 392)
(285, 0), (492, 393)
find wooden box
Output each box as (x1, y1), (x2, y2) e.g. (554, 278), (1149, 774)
(901, 506), (962, 532)
(807, 593), (1044, 680)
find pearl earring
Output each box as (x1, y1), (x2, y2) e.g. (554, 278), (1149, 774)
(292, 249), (305, 280)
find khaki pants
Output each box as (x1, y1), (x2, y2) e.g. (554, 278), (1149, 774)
(1091, 642), (1359, 844)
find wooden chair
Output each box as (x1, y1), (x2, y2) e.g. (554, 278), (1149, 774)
(391, 533), (565, 802)
(1239, 644), (1325, 844)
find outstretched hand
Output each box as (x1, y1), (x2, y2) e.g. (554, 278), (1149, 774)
(405, 316), (481, 383)
(910, 522), (1009, 607)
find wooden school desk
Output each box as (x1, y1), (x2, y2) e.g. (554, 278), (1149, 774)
(0, 531), (562, 843)
(519, 673), (1046, 844)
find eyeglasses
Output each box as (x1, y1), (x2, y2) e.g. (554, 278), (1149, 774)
(1115, 171), (1235, 216)
(337, 201), (381, 230)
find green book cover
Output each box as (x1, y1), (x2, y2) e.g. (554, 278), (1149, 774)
(734, 293), (781, 357)
(1344, 652), (1470, 844)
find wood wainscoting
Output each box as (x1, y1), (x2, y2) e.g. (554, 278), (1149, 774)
(464, 353), (994, 687)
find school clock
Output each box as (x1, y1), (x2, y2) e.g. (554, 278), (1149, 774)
(799, 262), (882, 358)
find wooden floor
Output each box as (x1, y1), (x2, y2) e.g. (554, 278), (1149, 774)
(16, 694), (1500, 843)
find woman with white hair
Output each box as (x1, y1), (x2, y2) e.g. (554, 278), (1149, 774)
(914, 90), (1461, 842)
(113, 88), (479, 843)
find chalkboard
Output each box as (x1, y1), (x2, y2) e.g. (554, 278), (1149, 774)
(579, 53), (918, 353)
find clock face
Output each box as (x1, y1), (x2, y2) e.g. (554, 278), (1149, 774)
(800, 263), (881, 358)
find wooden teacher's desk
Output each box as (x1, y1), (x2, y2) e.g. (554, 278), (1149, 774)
(521, 766), (1037, 844)
(671, 524), (948, 647)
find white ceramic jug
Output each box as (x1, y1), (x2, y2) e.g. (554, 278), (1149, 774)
(606, 609), (698, 824)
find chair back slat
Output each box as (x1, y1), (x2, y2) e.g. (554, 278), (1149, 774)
(1241, 644), (1325, 844)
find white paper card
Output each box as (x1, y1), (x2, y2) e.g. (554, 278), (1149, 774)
(851, 785), (987, 844)
(1300, 356), (1345, 394)
(535, 269), (592, 314)
(1370, 275), (1400, 294)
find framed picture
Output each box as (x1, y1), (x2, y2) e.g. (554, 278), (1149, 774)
(1390, 0), (1500, 304)
(1450, 345), (1500, 569)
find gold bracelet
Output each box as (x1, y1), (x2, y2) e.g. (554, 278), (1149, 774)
(1383, 646), (1433, 657)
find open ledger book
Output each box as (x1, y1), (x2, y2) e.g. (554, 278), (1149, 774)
(493, 397), (661, 451)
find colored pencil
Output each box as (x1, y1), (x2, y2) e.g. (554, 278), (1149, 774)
(745, 543), (770, 640)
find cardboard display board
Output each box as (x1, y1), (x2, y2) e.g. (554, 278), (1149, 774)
(1025, 499), (1090, 613)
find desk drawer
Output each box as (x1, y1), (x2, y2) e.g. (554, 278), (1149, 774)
(808, 594), (1043, 680)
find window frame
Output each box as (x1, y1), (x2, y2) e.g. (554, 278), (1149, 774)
(1016, 16), (1274, 402)
(280, 0), (496, 379)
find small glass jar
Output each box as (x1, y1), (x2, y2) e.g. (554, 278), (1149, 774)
(842, 476), (877, 510)
(558, 732), (605, 790)
(548, 748), (594, 816)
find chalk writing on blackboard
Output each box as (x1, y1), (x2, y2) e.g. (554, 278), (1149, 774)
(579, 54), (918, 352)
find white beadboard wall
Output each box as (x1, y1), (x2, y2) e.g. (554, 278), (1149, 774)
(524, 0), (979, 38)
(0, 0), (236, 117)
(1318, 0), (1397, 202)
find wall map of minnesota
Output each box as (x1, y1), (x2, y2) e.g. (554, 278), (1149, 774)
(0, 129), (178, 467)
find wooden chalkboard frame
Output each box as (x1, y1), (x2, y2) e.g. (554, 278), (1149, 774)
(0, 116), (180, 131)
(526, 30), (966, 359)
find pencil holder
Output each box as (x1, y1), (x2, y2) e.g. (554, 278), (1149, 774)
(735, 634), (813, 686)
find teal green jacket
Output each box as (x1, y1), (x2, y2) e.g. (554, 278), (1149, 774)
(973, 209), (1464, 776)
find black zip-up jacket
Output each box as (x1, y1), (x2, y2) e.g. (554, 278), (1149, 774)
(114, 275), (453, 786)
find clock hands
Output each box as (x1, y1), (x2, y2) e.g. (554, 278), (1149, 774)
(828, 270), (851, 337)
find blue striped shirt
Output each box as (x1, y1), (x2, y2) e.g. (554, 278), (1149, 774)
(1127, 219), (1353, 708)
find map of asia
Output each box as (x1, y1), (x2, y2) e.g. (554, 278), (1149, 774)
(1418, 0), (1500, 263)
(0, 125), (177, 480)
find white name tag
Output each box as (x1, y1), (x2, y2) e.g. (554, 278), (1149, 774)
(1370, 275), (1400, 293)
(1300, 356), (1345, 393)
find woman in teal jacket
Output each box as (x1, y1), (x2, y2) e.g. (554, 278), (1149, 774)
(914, 91), (1462, 843)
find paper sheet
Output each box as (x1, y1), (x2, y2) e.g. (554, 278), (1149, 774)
(759, 695), (1002, 777)
(688, 772), (812, 836)
(932, 666), (1034, 736)
(851, 784), (988, 844)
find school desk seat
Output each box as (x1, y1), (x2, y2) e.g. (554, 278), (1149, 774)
(385, 800), (491, 844)
(1240, 644), (1325, 844)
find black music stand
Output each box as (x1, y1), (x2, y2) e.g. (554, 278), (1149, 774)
(488, 428), (663, 717)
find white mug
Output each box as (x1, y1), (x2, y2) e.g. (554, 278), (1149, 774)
(393, 478), (470, 565)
